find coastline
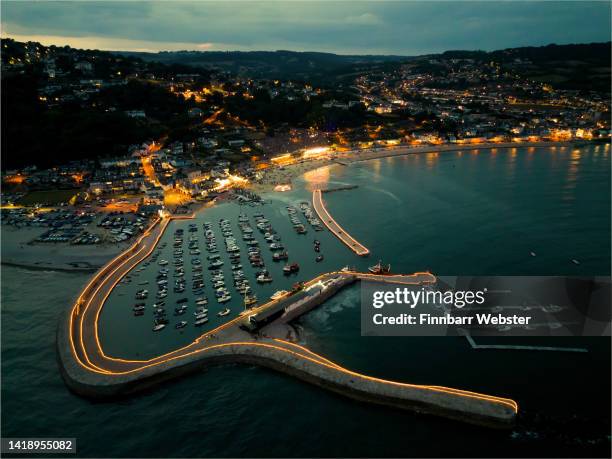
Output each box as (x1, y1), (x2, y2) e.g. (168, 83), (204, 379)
(252, 141), (577, 193)
(1, 225), (129, 273)
(0, 140), (590, 273)
(1, 260), (100, 273)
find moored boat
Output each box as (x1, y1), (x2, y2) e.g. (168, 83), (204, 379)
(368, 260), (391, 275)
(283, 262), (300, 274)
(270, 290), (289, 300)
(273, 251), (289, 261)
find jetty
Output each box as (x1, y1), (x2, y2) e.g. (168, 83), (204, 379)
(57, 214), (517, 428)
(321, 184), (359, 193)
(462, 333), (588, 353)
(312, 189), (370, 256)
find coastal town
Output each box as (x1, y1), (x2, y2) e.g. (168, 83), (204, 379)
(2, 38), (610, 270)
(2, 1), (612, 457)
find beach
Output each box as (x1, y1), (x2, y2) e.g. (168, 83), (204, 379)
(252, 141), (574, 193)
(0, 141), (579, 273)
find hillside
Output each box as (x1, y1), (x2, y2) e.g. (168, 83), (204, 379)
(117, 42), (611, 91)
(439, 42), (611, 92)
(116, 50), (409, 82)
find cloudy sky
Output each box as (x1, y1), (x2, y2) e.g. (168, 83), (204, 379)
(1, 1), (610, 55)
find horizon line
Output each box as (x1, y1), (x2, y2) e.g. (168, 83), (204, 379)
(2, 33), (610, 58)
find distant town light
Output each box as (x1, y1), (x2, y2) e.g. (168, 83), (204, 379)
(302, 146), (331, 159)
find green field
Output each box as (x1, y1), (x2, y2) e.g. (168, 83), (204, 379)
(17, 189), (78, 205)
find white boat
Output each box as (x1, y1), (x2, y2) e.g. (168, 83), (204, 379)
(270, 290), (289, 300)
(153, 323), (166, 332)
(194, 317), (209, 326)
(158, 260), (169, 266)
(244, 295), (257, 307)
(218, 308), (231, 317)
(368, 260), (391, 275)
(218, 295), (231, 303)
(175, 321), (188, 329)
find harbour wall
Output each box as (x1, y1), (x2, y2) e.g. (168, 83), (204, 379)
(321, 185), (358, 193)
(57, 335), (516, 429)
(278, 274), (357, 323)
(312, 189), (370, 256)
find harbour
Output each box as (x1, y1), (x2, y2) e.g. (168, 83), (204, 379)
(3, 144), (610, 456)
(58, 144), (608, 427)
(2, 5), (611, 454)
(58, 203), (518, 427)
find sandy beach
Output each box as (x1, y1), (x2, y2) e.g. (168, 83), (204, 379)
(251, 141), (574, 193)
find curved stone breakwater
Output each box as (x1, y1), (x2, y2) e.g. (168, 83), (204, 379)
(57, 214), (517, 428)
(59, 337), (517, 428)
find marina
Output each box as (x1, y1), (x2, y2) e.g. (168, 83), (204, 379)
(58, 203), (518, 427)
(93, 197), (439, 358)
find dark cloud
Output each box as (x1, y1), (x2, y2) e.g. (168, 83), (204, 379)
(2, 1), (610, 54)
